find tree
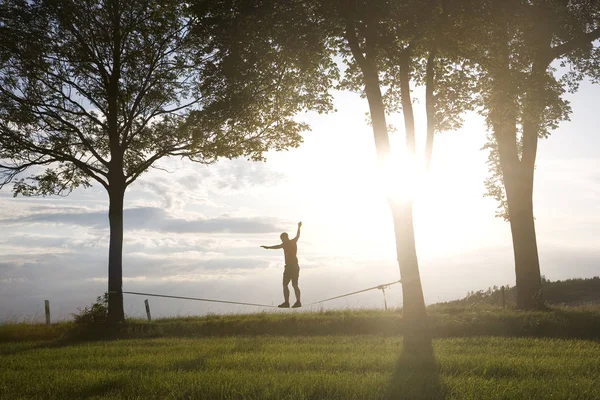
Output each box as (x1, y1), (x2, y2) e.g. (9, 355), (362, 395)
(325, 0), (476, 321)
(456, 0), (600, 309)
(0, 0), (335, 324)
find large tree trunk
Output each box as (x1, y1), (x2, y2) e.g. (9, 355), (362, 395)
(107, 182), (125, 325)
(391, 200), (426, 320)
(508, 189), (543, 310)
(396, 53), (426, 321)
(494, 145), (545, 310)
(508, 45), (550, 310)
(106, 0), (124, 326)
(362, 80), (427, 321)
(488, 28), (545, 310)
(494, 144), (544, 310)
(344, 23), (426, 323)
(503, 164), (544, 310)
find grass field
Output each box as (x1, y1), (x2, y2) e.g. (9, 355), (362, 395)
(2, 307), (600, 399)
(2, 336), (600, 399)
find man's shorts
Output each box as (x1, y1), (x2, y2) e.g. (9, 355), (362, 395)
(283, 264), (300, 286)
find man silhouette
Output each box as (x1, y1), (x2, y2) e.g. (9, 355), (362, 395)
(261, 222), (302, 308)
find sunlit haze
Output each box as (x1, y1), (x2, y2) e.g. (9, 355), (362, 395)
(1, 82), (599, 321)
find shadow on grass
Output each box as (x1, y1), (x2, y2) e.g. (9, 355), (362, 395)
(0, 334), (120, 357)
(385, 332), (447, 400)
(173, 354), (210, 371)
(0, 338), (76, 356)
(171, 338), (262, 371)
(67, 379), (126, 398)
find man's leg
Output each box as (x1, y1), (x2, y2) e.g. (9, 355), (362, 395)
(280, 268), (291, 307)
(292, 279), (301, 302)
(283, 279), (290, 303)
(291, 266), (301, 307)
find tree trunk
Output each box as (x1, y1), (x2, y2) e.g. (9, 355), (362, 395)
(504, 174), (544, 310)
(363, 67), (426, 322)
(424, 49), (436, 170)
(344, 23), (427, 322)
(396, 52), (426, 321)
(398, 54), (416, 153)
(390, 199), (426, 321)
(107, 182), (125, 325)
(495, 140), (545, 310)
(490, 33), (544, 310)
(106, 0), (124, 326)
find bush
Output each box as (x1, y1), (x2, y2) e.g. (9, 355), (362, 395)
(72, 293), (109, 335)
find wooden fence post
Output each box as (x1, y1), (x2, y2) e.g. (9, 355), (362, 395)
(144, 299), (152, 322)
(44, 300), (50, 326)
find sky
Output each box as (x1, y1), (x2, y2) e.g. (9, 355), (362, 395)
(1, 79), (599, 322)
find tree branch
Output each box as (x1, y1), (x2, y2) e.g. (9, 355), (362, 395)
(345, 22), (369, 73)
(398, 53), (416, 155)
(43, 70), (109, 117)
(425, 48), (437, 170)
(31, 106), (110, 169)
(547, 27), (600, 62)
(123, 98), (202, 150)
(2, 124), (110, 189)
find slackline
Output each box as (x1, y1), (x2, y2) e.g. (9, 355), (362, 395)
(111, 279), (401, 309)
(112, 291), (277, 308)
(307, 279), (401, 306)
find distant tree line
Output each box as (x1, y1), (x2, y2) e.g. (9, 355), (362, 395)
(446, 277), (600, 307)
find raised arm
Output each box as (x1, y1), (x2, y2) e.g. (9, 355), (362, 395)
(292, 221), (302, 242)
(261, 244), (283, 249)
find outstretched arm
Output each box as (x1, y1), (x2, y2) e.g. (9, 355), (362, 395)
(293, 221), (302, 242)
(261, 244), (283, 249)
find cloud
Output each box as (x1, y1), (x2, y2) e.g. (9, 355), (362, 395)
(2, 206), (285, 234)
(210, 159), (285, 191)
(132, 158), (285, 212)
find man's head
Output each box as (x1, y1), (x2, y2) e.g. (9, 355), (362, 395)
(280, 232), (289, 242)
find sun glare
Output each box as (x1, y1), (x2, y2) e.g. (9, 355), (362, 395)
(378, 153), (428, 204)
(276, 122), (493, 262)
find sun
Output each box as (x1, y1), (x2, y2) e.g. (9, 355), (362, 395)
(267, 121), (491, 262)
(378, 152), (428, 205)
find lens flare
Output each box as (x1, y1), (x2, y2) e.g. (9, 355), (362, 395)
(378, 153), (426, 203)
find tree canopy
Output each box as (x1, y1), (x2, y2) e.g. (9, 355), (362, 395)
(0, 0), (337, 323)
(0, 0), (336, 195)
(454, 0), (600, 308)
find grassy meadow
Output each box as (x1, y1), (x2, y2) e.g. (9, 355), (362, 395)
(2, 306), (600, 399)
